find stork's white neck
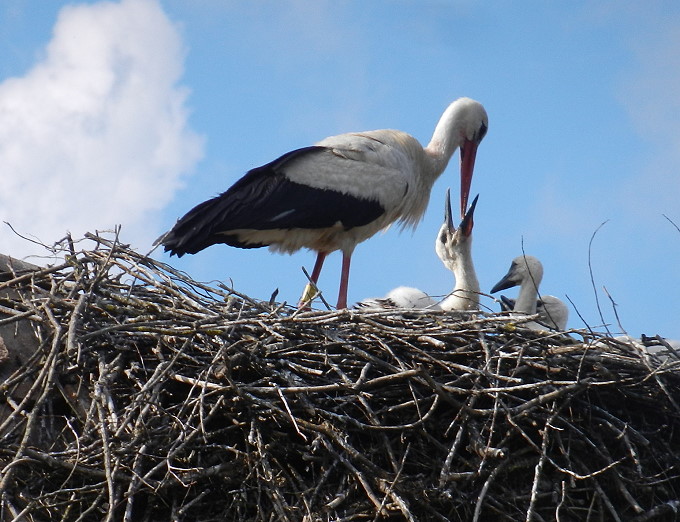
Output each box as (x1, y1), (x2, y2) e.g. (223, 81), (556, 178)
(425, 105), (465, 176)
(424, 97), (486, 177)
(439, 242), (480, 311)
(514, 271), (542, 314)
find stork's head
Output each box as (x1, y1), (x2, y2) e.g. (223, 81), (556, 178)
(435, 189), (478, 272)
(428, 98), (487, 219)
(454, 98), (489, 143)
(455, 98), (488, 220)
(491, 255), (544, 294)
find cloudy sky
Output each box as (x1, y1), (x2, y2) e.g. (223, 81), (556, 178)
(1, 1), (678, 338)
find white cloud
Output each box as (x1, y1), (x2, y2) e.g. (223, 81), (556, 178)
(0, 0), (204, 259)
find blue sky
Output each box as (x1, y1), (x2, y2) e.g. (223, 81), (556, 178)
(1, 1), (678, 338)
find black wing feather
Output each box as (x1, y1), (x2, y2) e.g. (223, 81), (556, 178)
(159, 146), (385, 256)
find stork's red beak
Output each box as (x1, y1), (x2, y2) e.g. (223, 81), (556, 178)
(459, 138), (479, 220)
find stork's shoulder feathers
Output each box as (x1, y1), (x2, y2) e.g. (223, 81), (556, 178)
(317, 130), (424, 167)
(280, 131), (423, 205)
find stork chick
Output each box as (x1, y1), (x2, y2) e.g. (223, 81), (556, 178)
(492, 255), (568, 330)
(357, 190), (480, 312)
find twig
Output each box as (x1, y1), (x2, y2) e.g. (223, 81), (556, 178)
(526, 409), (557, 522)
(662, 214), (680, 235)
(587, 220), (612, 336)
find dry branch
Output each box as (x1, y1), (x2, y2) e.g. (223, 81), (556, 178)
(0, 233), (679, 521)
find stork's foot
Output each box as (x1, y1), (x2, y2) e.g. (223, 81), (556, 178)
(298, 282), (318, 310)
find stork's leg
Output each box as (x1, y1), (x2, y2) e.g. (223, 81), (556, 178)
(310, 251), (327, 283)
(298, 251), (328, 308)
(336, 251), (352, 309)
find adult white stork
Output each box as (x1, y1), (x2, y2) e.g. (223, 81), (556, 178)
(356, 190), (480, 311)
(492, 255), (569, 330)
(157, 98), (488, 309)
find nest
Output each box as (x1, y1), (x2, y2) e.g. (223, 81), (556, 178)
(1, 233), (679, 521)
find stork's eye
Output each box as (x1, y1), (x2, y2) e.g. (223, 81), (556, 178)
(477, 122), (488, 142)
(439, 230), (447, 244)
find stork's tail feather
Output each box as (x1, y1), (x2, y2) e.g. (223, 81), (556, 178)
(155, 228), (190, 257)
(156, 195), (239, 256)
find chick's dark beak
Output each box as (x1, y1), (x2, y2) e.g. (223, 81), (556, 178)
(444, 188), (455, 232)
(459, 194), (478, 237)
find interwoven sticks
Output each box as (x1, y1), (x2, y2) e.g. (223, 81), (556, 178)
(0, 233), (679, 521)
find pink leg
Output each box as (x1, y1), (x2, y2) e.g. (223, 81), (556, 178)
(310, 251), (327, 283)
(336, 251), (352, 309)
(298, 251), (327, 309)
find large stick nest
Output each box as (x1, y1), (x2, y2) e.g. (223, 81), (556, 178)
(0, 233), (679, 521)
